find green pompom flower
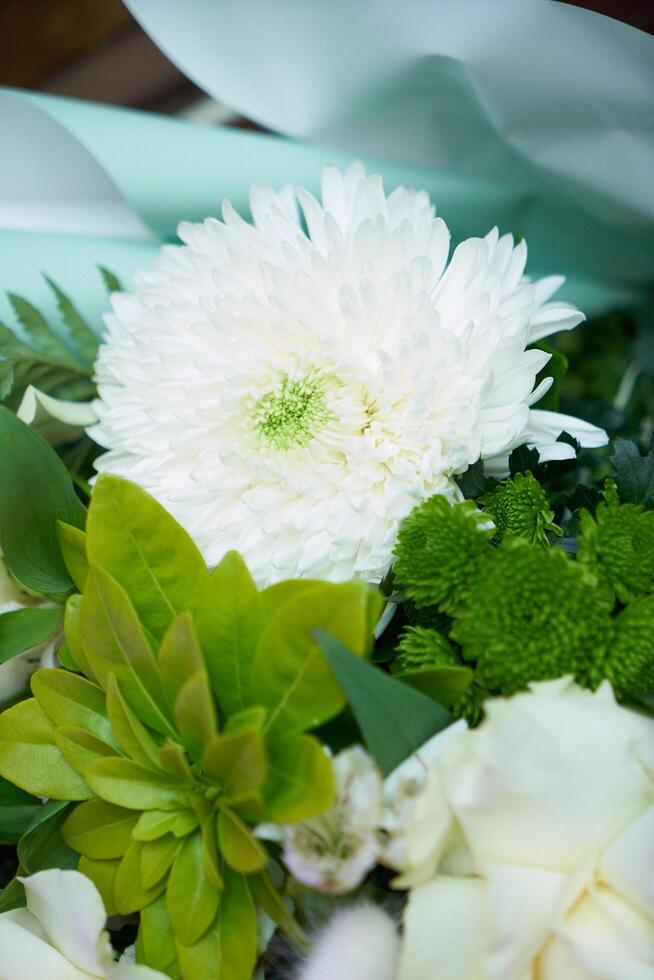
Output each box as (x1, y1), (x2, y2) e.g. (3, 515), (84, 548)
(393, 496), (493, 613)
(483, 472), (561, 545)
(605, 596), (654, 698)
(578, 481), (654, 604)
(452, 539), (611, 694)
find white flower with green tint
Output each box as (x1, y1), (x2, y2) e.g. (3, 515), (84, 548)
(90, 162), (605, 585)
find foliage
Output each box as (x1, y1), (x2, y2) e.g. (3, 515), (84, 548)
(483, 472), (562, 545)
(0, 475), (381, 979)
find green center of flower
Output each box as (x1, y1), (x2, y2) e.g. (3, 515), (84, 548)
(254, 372), (331, 450)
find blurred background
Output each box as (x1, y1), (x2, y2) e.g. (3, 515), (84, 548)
(0, 0), (652, 125)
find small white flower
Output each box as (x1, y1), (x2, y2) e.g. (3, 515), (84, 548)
(0, 869), (166, 979)
(90, 162), (605, 585)
(260, 746), (383, 894)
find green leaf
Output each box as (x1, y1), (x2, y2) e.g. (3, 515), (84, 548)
(0, 802), (42, 844)
(8, 293), (82, 366)
(137, 896), (181, 978)
(31, 668), (116, 745)
(106, 674), (163, 770)
(217, 809), (267, 874)
(176, 868), (257, 980)
(195, 552), (263, 716)
(141, 834), (181, 888)
(80, 566), (174, 737)
(158, 612), (206, 708)
(611, 438), (654, 507)
(0, 801), (78, 911)
(158, 613), (218, 760)
(317, 630), (452, 775)
(77, 856), (119, 916)
(62, 799), (138, 859)
(44, 276), (99, 366)
(167, 831), (220, 946)
(0, 406), (86, 595)
(57, 522), (89, 592)
(86, 475), (208, 640)
(174, 673), (218, 763)
(0, 607), (61, 664)
(262, 733), (334, 822)
(249, 869), (307, 945)
(85, 757), (186, 811)
(252, 581), (382, 736)
(54, 726), (119, 774)
(202, 714), (267, 804)
(133, 808), (197, 843)
(115, 838), (167, 914)
(0, 697), (92, 799)
(395, 665), (474, 708)
(98, 266), (122, 295)
(63, 594), (95, 680)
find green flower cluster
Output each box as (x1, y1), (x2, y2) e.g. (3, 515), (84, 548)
(0, 475), (382, 980)
(393, 485), (654, 709)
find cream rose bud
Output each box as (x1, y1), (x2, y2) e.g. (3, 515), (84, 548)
(396, 678), (654, 980)
(259, 746), (383, 894)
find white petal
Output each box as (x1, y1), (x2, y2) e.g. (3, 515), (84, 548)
(0, 912), (90, 980)
(299, 903), (399, 980)
(600, 805), (654, 917)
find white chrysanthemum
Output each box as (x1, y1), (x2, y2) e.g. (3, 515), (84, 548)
(90, 162), (606, 584)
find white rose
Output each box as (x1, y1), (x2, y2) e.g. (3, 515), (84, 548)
(394, 678), (654, 980)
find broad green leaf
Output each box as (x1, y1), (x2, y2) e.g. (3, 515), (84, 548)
(218, 809), (267, 874)
(202, 720), (267, 804)
(63, 594), (95, 680)
(611, 437), (654, 507)
(62, 799), (137, 859)
(158, 612), (205, 708)
(141, 834), (181, 888)
(85, 757), (186, 811)
(195, 552), (263, 716)
(0, 776), (35, 806)
(115, 839), (167, 914)
(0, 698), (91, 799)
(176, 868), (257, 980)
(106, 674), (163, 770)
(0, 802), (42, 845)
(252, 581), (382, 736)
(31, 668), (116, 745)
(0, 802), (78, 912)
(249, 869), (307, 945)
(174, 672), (218, 762)
(77, 856), (119, 916)
(44, 276), (99, 366)
(57, 522), (89, 592)
(317, 630), (452, 775)
(56, 642), (79, 673)
(81, 567), (174, 737)
(159, 741), (194, 783)
(0, 406), (85, 595)
(136, 896), (180, 978)
(0, 607), (61, 664)
(395, 665), (474, 707)
(134, 808), (198, 842)
(262, 733), (334, 823)
(54, 726), (119, 774)
(86, 475), (208, 640)
(167, 831), (220, 946)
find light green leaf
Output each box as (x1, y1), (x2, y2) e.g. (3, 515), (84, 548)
(141, 834), (181, 889)
(0, 607), (61, 665)
(85, 757), (186, 811)
(115, 839), (167, 914)
(249, 869), (307, 945)
(395, 665), (473, 707)
(62, 799), (137, 859)
(63, 594), (95, 680)
(317, 630), (452, 775)
(77, 856), (119, 916)
(167, 831), (220, 946)
(134, 809), (192, 843)
(136, 896), (180, 978)
(54, 726), (119, 774)
(0, 405), (86, 595)
(202, 716), (267, 804)
(262, 733), (334, 823)
(218, 809), (267, 874)
(0, 698), (91, 799)
(195, 551), (263, 716)
(158, 612), (205, 708)
(158, 613), (217, 760)
(106, 674), (163, 770)
(86, 474), (208, 640)
(174, 672), (218, 763)
(252, 581), (382, 736)
(31, 668), (116, 745)
(159, 741), (194, 783)
(175, 868), (257, 980)
(80, 566), (174, 737)
(57, 522), (89, 592)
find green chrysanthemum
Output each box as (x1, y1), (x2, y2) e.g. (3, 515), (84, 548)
(578, 481), (654, 604)
(452, 539), (611, 694)
(483, 472), (561, 545)
(605, 596), (654, 698)
(395, 626), (486, 724)
(393, 496), (493, 613)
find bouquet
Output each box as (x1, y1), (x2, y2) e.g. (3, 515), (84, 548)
(0, 3), (652, 979)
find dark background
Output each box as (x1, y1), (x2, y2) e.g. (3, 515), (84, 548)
(0, 0), (652, 121)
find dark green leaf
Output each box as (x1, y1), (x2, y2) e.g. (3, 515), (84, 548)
(0, 607), (61, 664)
(98, 266), (122, 295)
(611, 437), (654, 507)
(45, 277), (99, 366)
